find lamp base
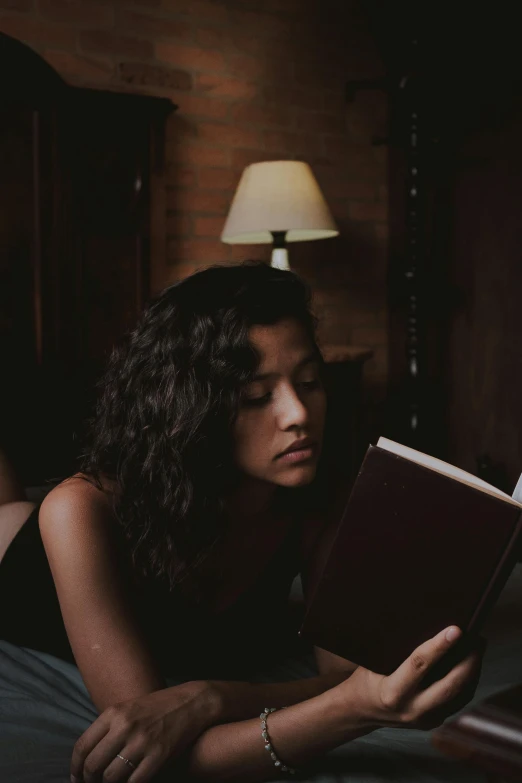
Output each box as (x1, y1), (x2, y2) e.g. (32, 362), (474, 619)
(270, 247), (290, 270)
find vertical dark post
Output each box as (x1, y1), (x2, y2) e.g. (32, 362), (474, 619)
(402, 39), (423, 446)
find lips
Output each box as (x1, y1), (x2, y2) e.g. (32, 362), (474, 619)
(277, 438), (316, 458)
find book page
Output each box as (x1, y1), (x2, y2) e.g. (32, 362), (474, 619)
(377, 437), (522, 508)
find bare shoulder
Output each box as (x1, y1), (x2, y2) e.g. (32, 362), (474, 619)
(39, 472), (119, 540)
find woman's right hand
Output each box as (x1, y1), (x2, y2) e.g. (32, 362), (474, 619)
(345, 626), (484, 732)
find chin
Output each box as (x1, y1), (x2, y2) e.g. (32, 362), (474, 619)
(275, 464), (318, 487)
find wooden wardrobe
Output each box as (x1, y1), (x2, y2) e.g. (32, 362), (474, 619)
(0, 33), (174, 486)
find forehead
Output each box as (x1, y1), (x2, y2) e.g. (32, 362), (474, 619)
(249, 318), (314, 367)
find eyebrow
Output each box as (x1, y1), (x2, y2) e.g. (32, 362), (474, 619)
(251, 352), (320, 382)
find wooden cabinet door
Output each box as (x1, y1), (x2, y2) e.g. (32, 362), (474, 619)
(0, 93), (170, 486)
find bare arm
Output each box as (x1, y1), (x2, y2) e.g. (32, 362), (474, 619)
(183, 677), (374, 782)
(178, 626), (484, 782)
(39, 479), (166, 711)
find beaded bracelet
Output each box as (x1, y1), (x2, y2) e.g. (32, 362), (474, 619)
(260, 707), (296, 775)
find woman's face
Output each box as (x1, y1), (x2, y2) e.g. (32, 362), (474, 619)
(233, 317), (327, 488)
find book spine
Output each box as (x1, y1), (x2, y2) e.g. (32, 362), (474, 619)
(468, 510), (522, 633)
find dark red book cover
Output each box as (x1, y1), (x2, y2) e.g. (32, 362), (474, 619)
(299, 444), (522, 675)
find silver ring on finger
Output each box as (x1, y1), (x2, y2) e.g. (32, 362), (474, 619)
(116, 754), (137, 770)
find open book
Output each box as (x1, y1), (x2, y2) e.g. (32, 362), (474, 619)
(299, 438), (522, 676)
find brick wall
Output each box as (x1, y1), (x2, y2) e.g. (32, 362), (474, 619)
(0, 0), (389, 421)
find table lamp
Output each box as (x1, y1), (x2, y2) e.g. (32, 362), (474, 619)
(221, 160), (339, 270)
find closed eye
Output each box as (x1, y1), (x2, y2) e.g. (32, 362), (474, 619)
(242, 392), (272, 407)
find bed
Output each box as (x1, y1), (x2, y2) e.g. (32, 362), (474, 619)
(1, 518), (522, 783)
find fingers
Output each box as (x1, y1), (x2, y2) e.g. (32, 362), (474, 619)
(95, 748), (144, 783)
(70, 714), (112, 781)
(125, 750), (167, 783)
(70, 708), (144, 783)
(81, 744), (165, 783)
(380, 626), (462, 713)
(414, 646), (483, 718)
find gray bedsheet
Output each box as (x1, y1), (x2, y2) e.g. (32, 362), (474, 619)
(2, 563), (522, 783)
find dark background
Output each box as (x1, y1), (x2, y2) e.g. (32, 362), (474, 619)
(0, 0), (521, 493)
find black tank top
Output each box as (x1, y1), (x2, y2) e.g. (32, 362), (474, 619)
(0, 503), (304, 680)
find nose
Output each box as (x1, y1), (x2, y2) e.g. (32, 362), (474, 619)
(276, 384), (309, 430)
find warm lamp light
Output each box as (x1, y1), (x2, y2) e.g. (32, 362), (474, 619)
(221, 160), (339, 270)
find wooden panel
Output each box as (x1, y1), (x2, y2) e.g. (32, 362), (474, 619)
(447, 116), (522, 490)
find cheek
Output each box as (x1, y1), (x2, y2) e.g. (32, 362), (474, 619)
(233, 412), (270, 463)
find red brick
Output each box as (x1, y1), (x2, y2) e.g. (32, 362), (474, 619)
(156, 42), (225, 73)
(231, 101), (293, 128)
(110, 0), (160, 6)
(231, 148), (277, 170)
(231, 9), (289, 37)
(167, 260), (243, 281)
(227, 51), (266, 80)
(80, 30), (153, 60)
(165, 165), (196, 188)
(257, 0), (301, 14)
(321, 138), (381, 178)
(0, 0), (32, 10)
(161, 0), (228, 24)
(195, 26), (233, 49)
(167, 237), (230, 263)
(198, 167), (237, 190)
(117, 9), (190, 39)
(38, 0), (113, 26)
(0, 13), (76, 47)
(119, 61), (191, 90)
(166, 188), (231, 215)
(165, 115), (198, 143)
(165, 260), (196, 280)
(293, 108), (346, 135)
(348, 201), (388, 222)
(229, 243), (271, 262)
(167, 91), (229, 120)
(194, 216), (226, 237)
(228, 30), (270, 57)
(293, 132), (323, 160)
(166, 213), (193, 237)
(321, 180), (377, 200)
(199, 122), (260, 150)
(262, 85), (323, 112)
(263, 129), (298, 153)
(43, 49), (114, 84)
(167, 140), (229, 167)
(195, 73), (257, 100)
(294, 61), (346, 90)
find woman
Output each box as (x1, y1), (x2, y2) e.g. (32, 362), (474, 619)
(0, 262), (482, 782)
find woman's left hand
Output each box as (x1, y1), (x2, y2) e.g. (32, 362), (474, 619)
(70, 680), (220, 782)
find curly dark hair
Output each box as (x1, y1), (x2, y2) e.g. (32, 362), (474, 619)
(78, 261), (322, 604)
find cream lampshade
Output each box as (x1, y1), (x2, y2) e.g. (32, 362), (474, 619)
(221, 160), (339, 270)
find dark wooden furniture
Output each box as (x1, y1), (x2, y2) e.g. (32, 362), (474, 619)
(432, 682), (522, 783)
(0, 33), (174, 486)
